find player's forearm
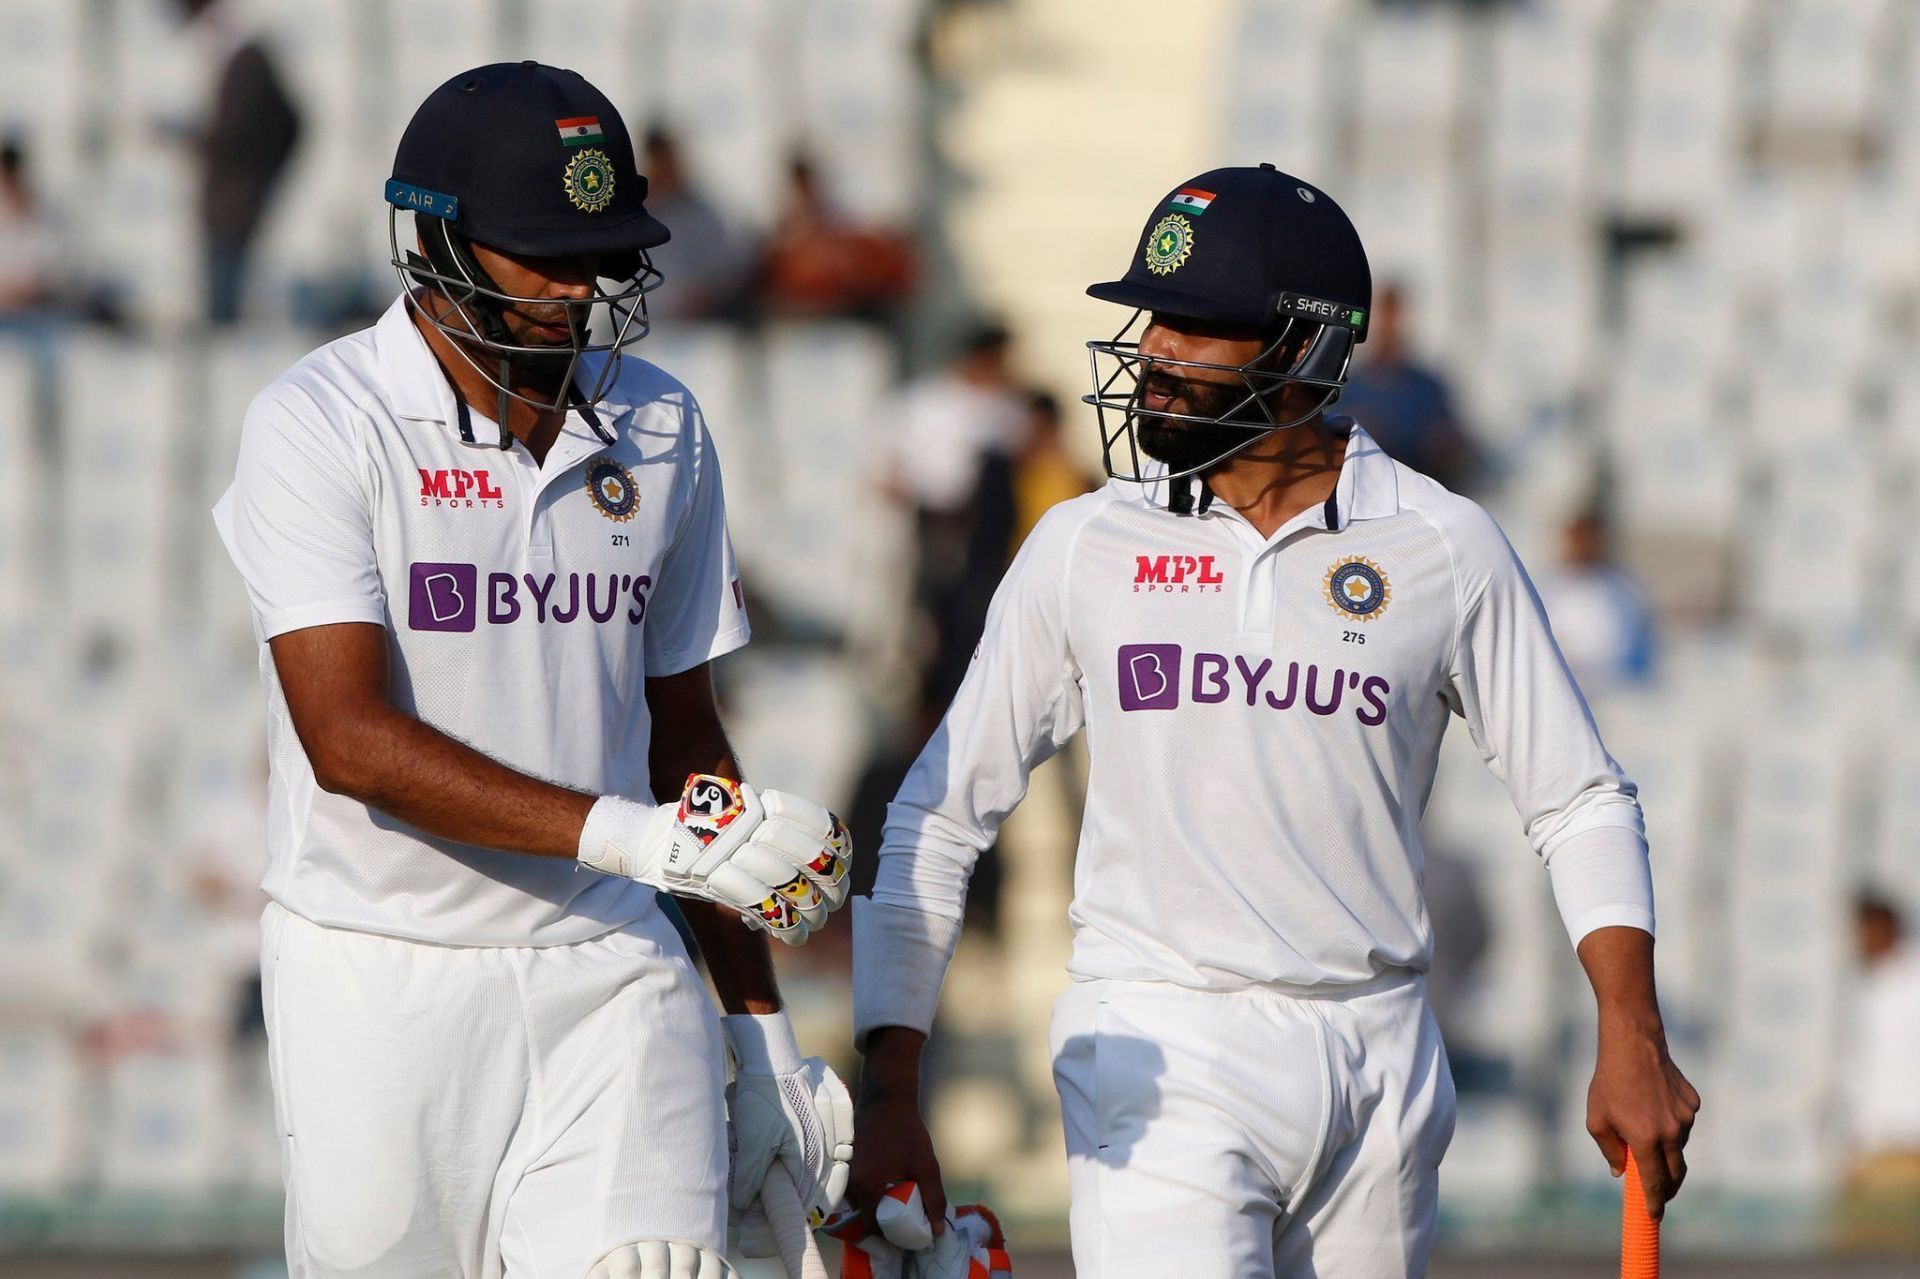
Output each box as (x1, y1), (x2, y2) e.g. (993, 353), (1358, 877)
(860, 1026), (929, 1102)
(311, 702), (594, 857)
(1576, 925), (1664, 1037)
(681, 899), (781, 1014)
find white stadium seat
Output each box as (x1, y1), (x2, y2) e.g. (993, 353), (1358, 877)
(1352, 6), (1468, 172)
(1219, 0), (1346, 180)
(657, 0), (787, 233)
(0, 0), (94, 202)
(1759, 0), (1890, 142)
(520, 0), (647, 115)
(0, 1029), (87, 1196)
(1617, 0), (1755, 220)
(58, 336), (187, 645)
(1486, 1), (1601, 228)
(1480, 239), (1600, 441)
(0, 342), (42, 623)
(97, 1047), (230, 1195)
(379, 0), (511, 141)
(797, 0), (923, 225)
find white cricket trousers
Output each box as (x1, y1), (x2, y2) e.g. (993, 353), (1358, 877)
(1050, 972), (1455, 1278)
(260, 902), (729, 1278)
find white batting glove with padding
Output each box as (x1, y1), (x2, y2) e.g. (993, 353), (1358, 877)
(579, 774), (851, 945)
(725, 1012), (854, 1238)
(821, 1184), (1011, 1279)
(585, 1239), (734, 1279)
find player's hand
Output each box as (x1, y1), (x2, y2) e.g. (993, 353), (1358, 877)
(578, 775), (851, 945)
(1586, 1020), (1700, 1220)
(848, 1082), (947, 1235)
(823, 1186), (1012, 1278)
(724, 1012), (853, 1231)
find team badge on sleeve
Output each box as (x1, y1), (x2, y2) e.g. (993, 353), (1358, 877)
(1324, 555), (1391, 621)
(584, 458), (638, 522)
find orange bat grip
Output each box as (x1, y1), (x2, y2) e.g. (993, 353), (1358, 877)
(1621, 1148), (1661, 1279)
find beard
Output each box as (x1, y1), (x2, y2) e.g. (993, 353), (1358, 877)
(1130, 372), (1268, 474)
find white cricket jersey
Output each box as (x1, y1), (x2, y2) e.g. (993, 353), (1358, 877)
(868, 424), (1648, 995)
(213, 296), (749, 947)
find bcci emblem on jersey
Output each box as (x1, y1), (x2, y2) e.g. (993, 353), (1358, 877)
(1324, 555), (1390, 621)
(585, 459), (639, 522)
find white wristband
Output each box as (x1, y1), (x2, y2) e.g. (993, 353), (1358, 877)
(577, 794), (676, 884)
(723, 1011), (803, 1075)
(851, 897), (965, 1050)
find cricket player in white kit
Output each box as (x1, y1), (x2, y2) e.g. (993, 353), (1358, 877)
(848, 167), (1701, 1276)
(214, 65), (854, 1278)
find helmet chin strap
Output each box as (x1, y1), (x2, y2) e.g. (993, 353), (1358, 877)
(1167, 474), (1217, 517)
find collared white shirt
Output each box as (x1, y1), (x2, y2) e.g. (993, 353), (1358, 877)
(214, 296), (749, 946)
(866, 423), (1648, 996)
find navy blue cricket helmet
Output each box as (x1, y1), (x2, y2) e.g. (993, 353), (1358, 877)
(1084, 164), (1372, 495)
(384, 62), (669, 434)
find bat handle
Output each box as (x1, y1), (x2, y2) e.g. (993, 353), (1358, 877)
(761, 1163), (830, 1279)
(1620, 1148), (1661, 1279)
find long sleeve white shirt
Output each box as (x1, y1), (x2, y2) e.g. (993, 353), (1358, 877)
(856, 424), (1650, 1038)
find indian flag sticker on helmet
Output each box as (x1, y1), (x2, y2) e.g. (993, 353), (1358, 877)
(555, 116), (604, 147)
(1167, 187), (1215, 215)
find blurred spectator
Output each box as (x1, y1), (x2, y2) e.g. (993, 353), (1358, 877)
(1010, 390), (1096, 554)
(175, 0), (302, 326)
(1533, 508), (1657, 693)
(760, 156), (915, 318)
(888, 322), (1027, 715)
(1336, 282), (1481, 491)
(638, 129), (751, 321)
(0, 138), (59, 323)
(1837, 893), (1920, 1251)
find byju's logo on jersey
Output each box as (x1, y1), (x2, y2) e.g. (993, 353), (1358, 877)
(419, 468), (506, 510)
(1117, 644), (1183, 711)
(410, 563), (479, 632)
(1116, 642), (1390, 724)
(407, 562), (655, 631)
(1324, 555), (1390, 621)
(1134, 554), (1225, 594)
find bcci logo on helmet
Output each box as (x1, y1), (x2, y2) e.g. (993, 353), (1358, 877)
(1143, 214), (1194, 276)
(562, 147), (616, 213)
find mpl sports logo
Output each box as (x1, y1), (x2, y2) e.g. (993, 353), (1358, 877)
(408, 562), (654, 632)
(1134, 554), (1225, 594)
(419, 468), (506, 510)
(1116, 642), (1389, 724)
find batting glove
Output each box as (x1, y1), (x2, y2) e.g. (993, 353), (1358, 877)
(725, 1012), (854, 1234)
(578, 774), (851, 945)
(822, 1184), (1011, 1279)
